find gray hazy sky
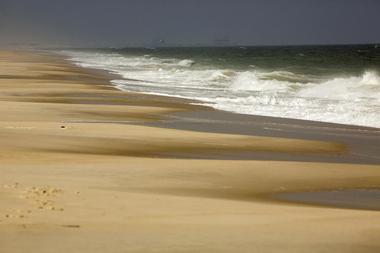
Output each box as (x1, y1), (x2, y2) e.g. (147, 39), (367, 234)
(1, 0), (379, 47)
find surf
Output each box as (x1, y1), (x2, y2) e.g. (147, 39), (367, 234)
(59, 46), (380, 128)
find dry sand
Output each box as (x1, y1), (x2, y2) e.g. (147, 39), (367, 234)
(1, 50), (380, 253)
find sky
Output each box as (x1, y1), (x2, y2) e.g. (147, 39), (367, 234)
(0, 0), (379, 48)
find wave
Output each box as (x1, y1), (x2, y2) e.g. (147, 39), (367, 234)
(258, 70), (316, 83)
(229, 70), (380, 101)
(230, 71), (295, 92)
(59, 50), (380, 128)
(203, 95), (380, 128)
(61, 50), (196, 70)
(208, 69), (236, 82)
(299, 70), (380, 100)
(178, 59), (195, 67)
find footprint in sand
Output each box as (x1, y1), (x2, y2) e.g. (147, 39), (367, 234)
(1, 183), (70, 222)
(1, 209), (31, 220)
(23, 185), (65, 211)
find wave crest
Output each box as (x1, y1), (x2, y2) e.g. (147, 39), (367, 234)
(258, 70), (315, 83)
(299, 71), (380, 100)
(178, 59), (195, 67)
(230, 71), (294, 92)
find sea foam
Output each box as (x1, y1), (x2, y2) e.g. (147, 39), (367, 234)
(60, 50), (380, 128)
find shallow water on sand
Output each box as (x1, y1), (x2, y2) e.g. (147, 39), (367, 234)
(275, 189), (380, 211)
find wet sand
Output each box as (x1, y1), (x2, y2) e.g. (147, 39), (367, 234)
(1, 50), (380, 253)
(275, 189), (380, 211)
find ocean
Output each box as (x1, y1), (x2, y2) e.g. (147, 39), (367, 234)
(60, 45), (380, 128)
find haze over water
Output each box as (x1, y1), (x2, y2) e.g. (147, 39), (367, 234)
(62, 44), (380, 128)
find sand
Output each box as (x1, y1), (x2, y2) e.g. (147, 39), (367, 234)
(1, 50), (380, 253)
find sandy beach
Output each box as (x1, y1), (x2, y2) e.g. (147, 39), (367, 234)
(1, 50), (380, 253)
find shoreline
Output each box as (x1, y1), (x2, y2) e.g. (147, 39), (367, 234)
(57, 48), (380, 131)
(1, 49), (380, 253)
(56, 50), (380, 132)
(56, 51), (380, 164)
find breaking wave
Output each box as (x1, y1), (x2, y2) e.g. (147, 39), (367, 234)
(60, 50), (380, 128)
(299, 71), (380, 100)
